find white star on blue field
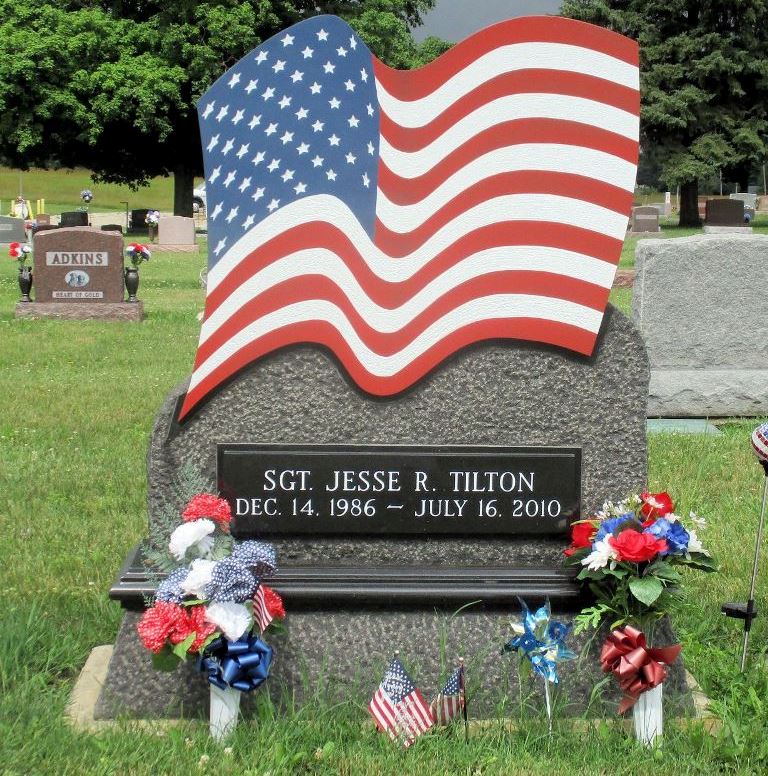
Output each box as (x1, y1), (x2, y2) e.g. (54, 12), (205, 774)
(199, 16), (380, 268)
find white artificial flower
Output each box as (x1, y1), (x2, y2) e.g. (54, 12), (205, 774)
(204, 601), (251, 641)
(168, 518), (215, 561)
(181, 558), (216, 597)
(665, 512), (681, 523)
(686, 529), (710, 556)
(581, 538), (618, 571)
(690, 511), (707, 528)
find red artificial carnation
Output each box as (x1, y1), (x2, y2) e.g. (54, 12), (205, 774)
(563, 520), (596, 556)
(609, 529), (668, 563)
(170, 605), (217, 653)
(182, 493), (232, 530)
(261, 585), (286, 619)
(136, 601), (188, 653)
(640, 491), (674, 519)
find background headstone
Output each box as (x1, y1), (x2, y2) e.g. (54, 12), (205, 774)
(60, 211), (89, 228)
(631, 205), (660, 233)
(705, 198), (744, 226)
(634, 234), (768, 416)
(101, 224), (124, 233)
(0, 215), (27, 243)
(97, 306), (664, 718)
(36, 213), (51, 226)
(158, 216), (195, 245)
(31, 227), (125, 303)
(130, 209), (150, 235)
(663, 191), (672, 216)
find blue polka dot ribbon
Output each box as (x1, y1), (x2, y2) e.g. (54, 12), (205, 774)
(198, 632), (273, 692)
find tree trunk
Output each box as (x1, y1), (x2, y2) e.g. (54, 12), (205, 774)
(678, 180), (700, 226)
(173, 165), (195, 217)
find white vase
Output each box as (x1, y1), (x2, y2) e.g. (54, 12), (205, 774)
(633, 683), (663, 746)
(209, 684), (241, 741)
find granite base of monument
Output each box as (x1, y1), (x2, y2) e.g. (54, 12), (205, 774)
(15, 301), (144, 321)
(95, 607), (693, 720)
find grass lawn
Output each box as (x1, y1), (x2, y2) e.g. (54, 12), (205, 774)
(0, 167), (205, 216)
(1, 230), (767, 774)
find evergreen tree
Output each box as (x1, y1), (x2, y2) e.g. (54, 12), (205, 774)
(562, 0), (768, 225)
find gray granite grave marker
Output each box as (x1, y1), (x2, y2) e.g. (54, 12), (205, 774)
(96, 306), (672, 719)
(0, 215), (27, 243)
(631, 206), (660, 233)
(634, 233), (768, 416)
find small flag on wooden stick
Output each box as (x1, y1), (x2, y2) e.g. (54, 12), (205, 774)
(431, 661), (466, 726)
(368, 652), (434, 748)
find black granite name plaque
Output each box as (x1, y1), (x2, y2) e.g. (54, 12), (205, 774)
(218, 444), (580, 537)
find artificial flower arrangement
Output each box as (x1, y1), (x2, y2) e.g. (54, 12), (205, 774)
(8, 242), (31, 265)
(564, 491), (716, 632)
(125, 242), (151, 267)
(145, 209), (160, 225)
(564, 491), (716, 744)
(80, 189), (93, 203)
(137, 493), (285, 738)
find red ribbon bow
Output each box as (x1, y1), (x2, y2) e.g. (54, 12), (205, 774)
(600, 626), (681, 714)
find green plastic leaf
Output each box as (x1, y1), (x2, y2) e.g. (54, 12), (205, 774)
(646, 561), (682, 582)
(152, 647), (181, 672)
(629, 575), (664, 606)
(171, 632), (196, 659)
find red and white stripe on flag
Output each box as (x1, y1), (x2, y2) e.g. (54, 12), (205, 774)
(431, 666), (465, 725)
(368, 687), (435, 748)
(253, 585), (273, 633)
(180, 15), (639, 420)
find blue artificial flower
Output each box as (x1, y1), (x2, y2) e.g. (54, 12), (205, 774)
(206, 558), (257, 603)
(595, 514), (635, 543)
(232, 541), (277, 579)
(646, 518), (690, 555)
(155, 566), (189, 604)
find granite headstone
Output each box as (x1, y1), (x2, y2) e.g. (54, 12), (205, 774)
(60, 211), (89, 228)
(96, 306), (669, 719)
(130, 209), (150, 235)
(634, 233), (768, 416)
(705, 198), (744, 226)
(0, 215), (27, 243)
(158, 216), (196, 245)
(631, 205), (660, 233)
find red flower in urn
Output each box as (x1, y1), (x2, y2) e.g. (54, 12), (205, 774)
(563, 521), (596, 556)
(182, 493), (232, 530)
(639, 491), (674, 519)
(609, 529), (668, 563)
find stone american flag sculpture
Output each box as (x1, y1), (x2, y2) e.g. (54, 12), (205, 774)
(179, 14), (639, 419)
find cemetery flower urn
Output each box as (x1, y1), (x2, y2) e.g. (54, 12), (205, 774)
(8, 242), (33, 301)
(124, 243), (151, 302)
(124, 266), (140, 302)
(18, 265), (33, 302)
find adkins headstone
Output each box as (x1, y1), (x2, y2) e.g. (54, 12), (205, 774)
(634, 233), (768, 416)
(15, 227), (143, 321)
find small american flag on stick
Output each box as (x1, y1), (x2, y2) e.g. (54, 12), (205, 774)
(368, 655), (434, 747)
(431, 663), (466, 725)
(252, 584), (272, 633)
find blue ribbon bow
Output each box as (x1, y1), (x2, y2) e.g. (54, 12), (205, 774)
(198, 632), (273, 692)
(501, 598), (575, 683)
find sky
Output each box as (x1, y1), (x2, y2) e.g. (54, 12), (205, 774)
(412, 0), (562, 42)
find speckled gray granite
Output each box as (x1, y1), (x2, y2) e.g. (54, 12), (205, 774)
(95, 608), (693, 720)
(633, 234), (768, 417)
(97, 305), (666, 719)
(146, 305), (649, 568)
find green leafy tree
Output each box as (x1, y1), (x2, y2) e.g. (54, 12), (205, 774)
(561, 0), (768, 225)
(0, 0), (445, 215)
